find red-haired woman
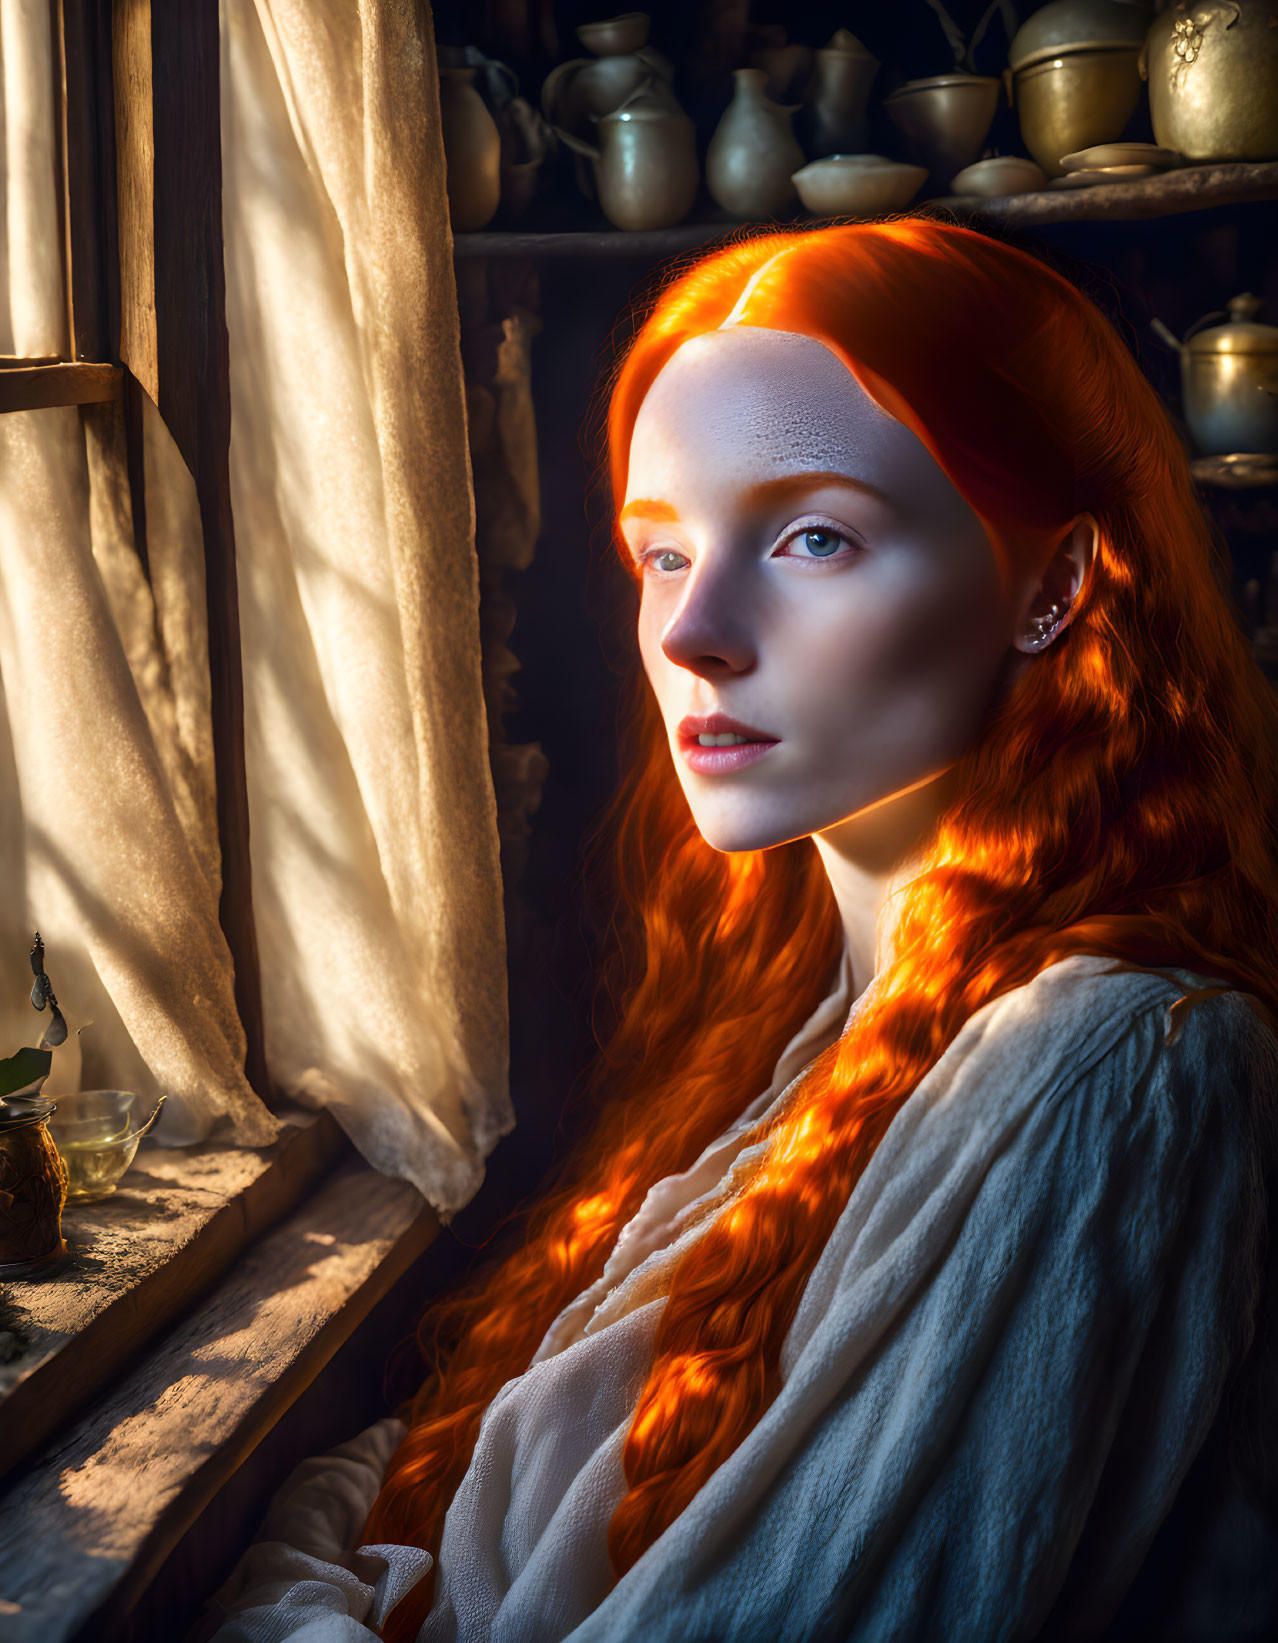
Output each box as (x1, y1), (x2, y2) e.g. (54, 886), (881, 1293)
(204, 218), (1278, 1643)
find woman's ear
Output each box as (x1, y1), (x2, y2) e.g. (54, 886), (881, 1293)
(1011, 513), (1098, 656)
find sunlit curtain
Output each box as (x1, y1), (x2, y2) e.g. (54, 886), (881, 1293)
(0, 0), (513, 1214)
(0, 0), (277, 1143)
(220, 0), (512, 1213)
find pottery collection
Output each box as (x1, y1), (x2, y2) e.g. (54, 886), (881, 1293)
(439, 3), (1278, 234)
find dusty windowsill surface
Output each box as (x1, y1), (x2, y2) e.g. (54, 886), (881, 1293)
(0, 1105), (348, 1480)
(0, 1131), (439, 1642)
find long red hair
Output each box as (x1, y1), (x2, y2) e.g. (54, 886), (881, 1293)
(364, 217), (1278, 1637)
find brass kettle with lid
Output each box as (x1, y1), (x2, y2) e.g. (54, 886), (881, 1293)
(1152, 294), (1278, 456)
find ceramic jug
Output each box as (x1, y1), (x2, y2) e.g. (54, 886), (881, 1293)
(706, 69), (805, 218)
(555, 82), (698, 231)
(439, 68), (501, 231)
(540, 11), (674, 143)
(1139, 0), (1278, 162)
(804, 29), (881, 158)
(498, 97), (553, 221)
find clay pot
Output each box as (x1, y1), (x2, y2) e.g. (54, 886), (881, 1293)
(439, 68), (501, 231)
(804, 29), (881, 158)
(706, 68), (805, 219)
(882, 74), (1002, 193)
(555, 82), (698, 230)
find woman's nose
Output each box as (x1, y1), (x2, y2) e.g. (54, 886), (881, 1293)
(659, 559), (757, 678)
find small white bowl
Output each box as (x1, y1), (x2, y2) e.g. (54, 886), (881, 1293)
(792, 155), (929, 216)
(949, 155), (1048, 197)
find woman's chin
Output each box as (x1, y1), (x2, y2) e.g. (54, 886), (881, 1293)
(692, 813), (811, 855)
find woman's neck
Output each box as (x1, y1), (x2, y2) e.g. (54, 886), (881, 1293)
(812, 765), (959, 1001)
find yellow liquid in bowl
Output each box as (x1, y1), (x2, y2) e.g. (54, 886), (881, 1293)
(59, 1137), (139, 1200)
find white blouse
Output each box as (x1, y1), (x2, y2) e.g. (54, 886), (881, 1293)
(197, 952), (1278, 1643)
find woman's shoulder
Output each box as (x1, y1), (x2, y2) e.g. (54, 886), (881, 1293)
(945, 950), (1278, 1127)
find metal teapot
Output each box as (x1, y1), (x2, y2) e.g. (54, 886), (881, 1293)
(554, 81), (699, 231)
(1152, 294), (1278, 456)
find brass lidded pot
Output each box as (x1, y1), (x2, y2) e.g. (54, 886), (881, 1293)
(1004, 0), (1153, 176)
(1153, 294), (1278, 457)
(0, 1093), (68, 1277)
(1139, 0), (1278, 163)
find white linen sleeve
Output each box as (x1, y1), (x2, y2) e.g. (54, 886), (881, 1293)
(192, 1417), (432, 1643)
(564, 980), (1275, 1643)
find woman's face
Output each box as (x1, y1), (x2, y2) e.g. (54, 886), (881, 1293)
(620, 326), (1024, 854)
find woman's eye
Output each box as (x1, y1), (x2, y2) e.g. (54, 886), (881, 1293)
(776, 525), (858, 563)
(642, 547), (690, 574)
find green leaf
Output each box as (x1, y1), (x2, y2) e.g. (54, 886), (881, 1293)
(0, 1045), (52, 1099)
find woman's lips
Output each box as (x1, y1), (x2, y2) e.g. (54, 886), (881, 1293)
(676, 713), (780, 775)
(681, 738), (779, 775)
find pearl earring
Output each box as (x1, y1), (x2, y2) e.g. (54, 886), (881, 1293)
(1025, 600), (1069, 649)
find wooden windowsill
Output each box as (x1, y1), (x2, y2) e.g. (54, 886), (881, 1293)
(0, 1105), (349, 1479)
(0, 1106), (441, 1640)
(0, 1152), (438, 1641)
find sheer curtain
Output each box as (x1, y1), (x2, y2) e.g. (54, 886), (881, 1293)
(0, 0), (513, 1215)
(220, 0), (512, 1213)
(0, 0), (275, 1143)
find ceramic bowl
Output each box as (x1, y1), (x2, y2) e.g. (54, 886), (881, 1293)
(576, 12), (650, 57)
(881, 74), (1002, 191)
(1058, 141), (1181, 172)
(791, 155), (928, 216)
(949, 155), (1048, 196)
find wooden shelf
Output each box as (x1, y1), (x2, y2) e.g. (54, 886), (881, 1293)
(1190, 454), (1278, 490)
(452, 161), (1278, 259)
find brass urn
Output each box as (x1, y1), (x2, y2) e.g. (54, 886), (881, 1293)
(1138, 1), (1278, 162)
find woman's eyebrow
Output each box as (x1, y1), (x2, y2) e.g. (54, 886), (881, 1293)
(618, 470), (892, 525)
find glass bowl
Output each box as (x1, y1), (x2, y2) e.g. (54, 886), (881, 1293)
(46, 1090), (167, 1202)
